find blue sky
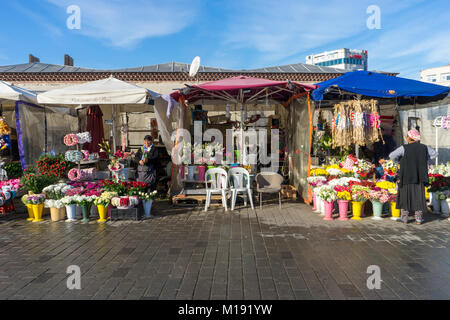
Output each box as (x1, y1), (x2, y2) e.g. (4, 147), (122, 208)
(0, 0), (448, 79)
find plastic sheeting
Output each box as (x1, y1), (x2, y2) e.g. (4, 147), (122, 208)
(286, 97), (312, 200)
(398, 98), (450, 164)
(15, 101), (78, 169)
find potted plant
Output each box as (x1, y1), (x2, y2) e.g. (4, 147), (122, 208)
(369, 188), (389, 220)
(27, 194), (46, 222)
(351, 185), (370, 220)
(317, 186), (337, 221)
(94, 191), (118, 223)
(335, 186), (352, 221)
(21, 194), (34, 221)
(138, 190), (158, 218)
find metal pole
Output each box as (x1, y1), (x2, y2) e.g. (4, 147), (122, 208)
(435, 125), (439, 165)
(112, 104), (117, 153)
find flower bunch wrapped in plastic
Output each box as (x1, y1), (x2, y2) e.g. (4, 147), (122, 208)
(382, 159), (397, 176)
(26, 194), (46, 204)
(94, 191), (118, 206)
(353, 159), (373, 179)
(43, 183), (73, 200)
(317, 186), (337, 203)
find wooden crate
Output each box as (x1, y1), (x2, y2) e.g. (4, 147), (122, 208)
(281, 185), (297, 200)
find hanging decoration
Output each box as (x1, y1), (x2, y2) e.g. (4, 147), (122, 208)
(0, 117), (11, 150)
(332, 99), (383, 148)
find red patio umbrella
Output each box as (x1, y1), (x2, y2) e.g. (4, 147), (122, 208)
(84, 105), (104, 154)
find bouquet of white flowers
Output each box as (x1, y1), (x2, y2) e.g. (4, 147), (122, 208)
(43, 183), (73, 200)
(94, 191), (118, 206)
(44, 199), (65, 209)
(317, 186), (337, 203)
(61, 196), (79, 206)
(138, 190), (157, 201)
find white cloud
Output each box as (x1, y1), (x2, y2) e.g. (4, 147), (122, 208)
(218, 0), (426, 67)
(45, 0), (200, 47)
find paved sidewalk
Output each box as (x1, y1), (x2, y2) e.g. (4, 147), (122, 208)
(0, 200), (449, 300)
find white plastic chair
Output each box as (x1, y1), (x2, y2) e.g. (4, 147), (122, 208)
(204, 168), (229, 212)
(228, 167), (254, 211)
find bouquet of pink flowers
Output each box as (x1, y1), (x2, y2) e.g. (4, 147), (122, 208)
(369, 188), (390, 203)
(0, 179), (22, 191)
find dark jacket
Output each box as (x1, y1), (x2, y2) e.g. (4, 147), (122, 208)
(134, 145), (159, 171)
(399, 142), (429, 186)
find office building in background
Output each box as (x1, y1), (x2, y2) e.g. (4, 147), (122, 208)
(420, 65), (450, 86)
(306, 48), (368, 71)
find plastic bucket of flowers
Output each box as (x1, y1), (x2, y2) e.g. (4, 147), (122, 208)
(27, 194), (46, 222)
(317, 186), (336, 221)
(138, 190), (157, 218)
(351, 185), (370, 220)
(94, 191), (118, 223)
(369, 188), (389, 220)
(45, 200), (66, 222)
(21, 195), (34, 221)
(335, 187), (352, 221)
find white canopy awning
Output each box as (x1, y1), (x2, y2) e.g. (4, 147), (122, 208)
(37, 76), (149, 105)
(0, 80), (38, 104)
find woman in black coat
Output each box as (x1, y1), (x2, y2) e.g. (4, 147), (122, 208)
(380, 129), (437, 225)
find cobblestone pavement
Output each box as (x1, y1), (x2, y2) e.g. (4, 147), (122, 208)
(0, 199), (449, 300)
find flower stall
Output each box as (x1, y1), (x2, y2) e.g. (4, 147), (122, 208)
(307, 154), (400, 221)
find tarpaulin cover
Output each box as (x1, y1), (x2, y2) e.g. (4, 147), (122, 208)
(171, 75), (317, 103)
(0, 80), (37, 103)
(312, 71), (450, 101)
(37, 76), (149, 105)
(15, 102), (77, 169)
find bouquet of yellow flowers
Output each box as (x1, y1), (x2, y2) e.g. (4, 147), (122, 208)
(376, 181), (396, 190)
(310, 168), (329, 176)
(337, 191), (352, 201)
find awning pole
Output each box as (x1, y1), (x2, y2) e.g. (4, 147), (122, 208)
(112, 104), (117, 153)
(435, 125), (439, 165)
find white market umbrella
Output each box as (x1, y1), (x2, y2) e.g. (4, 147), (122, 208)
(0, 80), (38, 104)
(37, 76), (149, 105)
(37, 76), (153, 153)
